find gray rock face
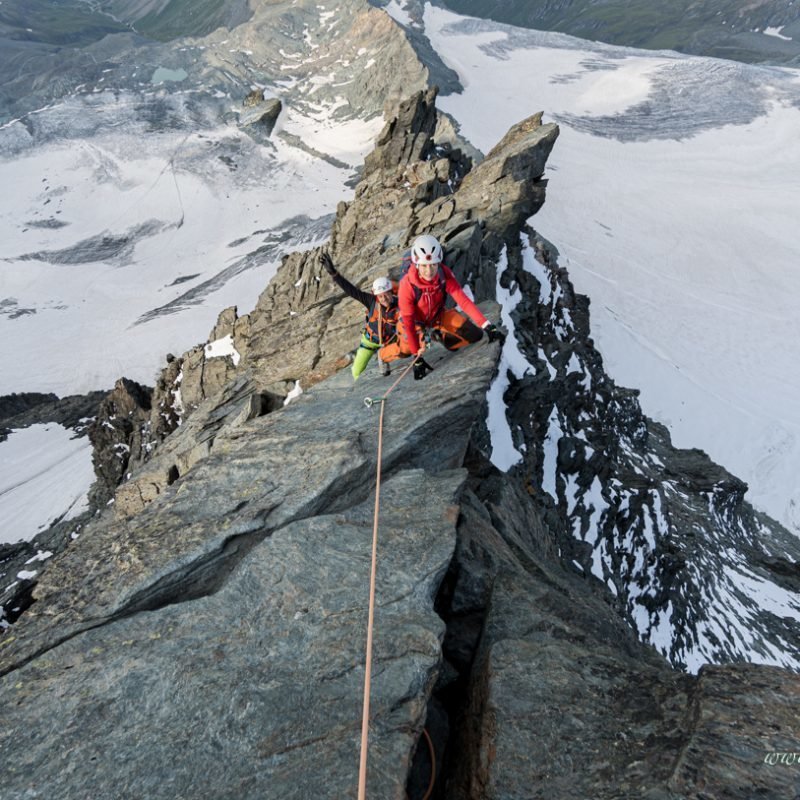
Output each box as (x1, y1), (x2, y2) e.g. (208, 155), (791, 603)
(1, 470), (463, 800)
(0, 331), (499, 669)
(0, 331), (500, 799)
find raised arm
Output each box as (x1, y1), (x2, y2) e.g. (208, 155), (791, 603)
(320, 252), (373, 309)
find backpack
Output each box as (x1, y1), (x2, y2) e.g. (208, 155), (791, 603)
(399, 249), (447, 301)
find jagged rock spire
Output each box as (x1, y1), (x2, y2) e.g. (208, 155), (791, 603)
(363, 86), (439, 175)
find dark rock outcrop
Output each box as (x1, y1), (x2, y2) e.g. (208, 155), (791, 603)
(0, 390), (106, 443)
(240, 96), (282, 137)
(87, 377), (153, 509)
(494, 231), (800, 671)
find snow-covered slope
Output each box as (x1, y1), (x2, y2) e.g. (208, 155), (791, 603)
(423, 5), (800, 536)
(0, 424), (93, 545)
(0, 97), (379, 396)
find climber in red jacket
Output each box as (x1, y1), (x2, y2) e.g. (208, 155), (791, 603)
(379, 234), (506, 379)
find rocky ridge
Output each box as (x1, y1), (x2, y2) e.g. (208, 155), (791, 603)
(0, 391), (106, 444)
(2, 84), (800, 800)
(86, 86), (555, 516)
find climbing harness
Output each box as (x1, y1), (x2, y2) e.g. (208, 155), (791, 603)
(364, 301), (399, 347)
(357, 354), (436, 800)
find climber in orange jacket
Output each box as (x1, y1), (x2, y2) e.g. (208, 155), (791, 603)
(320, 250), (398, 380)
(379, 234), (506, 379)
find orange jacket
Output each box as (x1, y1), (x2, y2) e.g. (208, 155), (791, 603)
(332, 271), (398, 345)
(398, 263), (488, 355)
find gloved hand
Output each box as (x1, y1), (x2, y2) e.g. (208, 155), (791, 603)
(319, 251), (337, 276)
(413, 357), (434, 381)
(484, 323), (506, 345)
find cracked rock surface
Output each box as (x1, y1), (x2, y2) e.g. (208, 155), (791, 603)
(1, 469), (462, 800)
(0, 338), (499, 799)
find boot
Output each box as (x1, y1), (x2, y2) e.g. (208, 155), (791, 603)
(378, 355), (391, 377)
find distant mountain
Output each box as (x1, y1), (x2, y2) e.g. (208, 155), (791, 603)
(0, 0), (250, 45)
(432, 0), (800, 63)
(0, 0), (250, 123)
(0, 0), (126, 46)
(91, 0), (253, 41)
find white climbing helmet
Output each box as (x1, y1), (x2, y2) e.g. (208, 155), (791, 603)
(372, 276), (393, 295)
(411, 234), (443, 266)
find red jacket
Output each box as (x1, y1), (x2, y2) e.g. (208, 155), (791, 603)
(399, 263), (488, 355)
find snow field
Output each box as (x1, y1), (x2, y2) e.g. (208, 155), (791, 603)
(0, 424), (93, 545)
(424, 4), (800, 535)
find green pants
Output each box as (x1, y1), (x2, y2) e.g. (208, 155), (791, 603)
(352, 334), (380, 380)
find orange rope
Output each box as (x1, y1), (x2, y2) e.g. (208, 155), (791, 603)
(357, 353), (422, 799)
(357, 395), (386, 800)
(421, 727), (436, 800)
(384, 357), (418, 397)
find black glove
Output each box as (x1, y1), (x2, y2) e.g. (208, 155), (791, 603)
(484, 323), (506, 345)
(413, 357), (434, 381)
(319, 251), (337, 276)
